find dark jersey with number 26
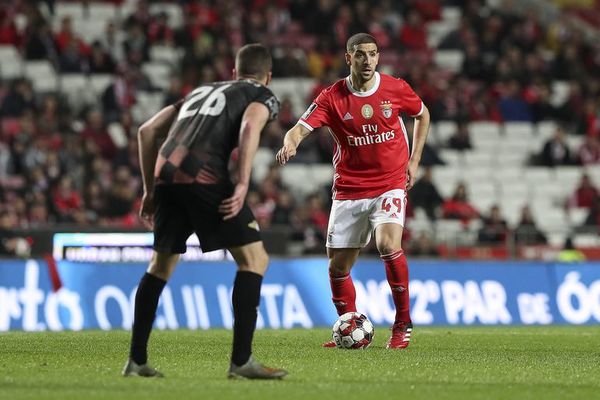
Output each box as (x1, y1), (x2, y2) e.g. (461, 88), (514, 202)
(154, 80), (279, 185)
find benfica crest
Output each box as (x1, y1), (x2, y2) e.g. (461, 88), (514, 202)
(380, 101), (393, 118)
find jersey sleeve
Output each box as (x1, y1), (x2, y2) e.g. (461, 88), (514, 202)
(397, 79), (424, 117)
(298, 90), (331, 131)
(253, 87), (280, 122)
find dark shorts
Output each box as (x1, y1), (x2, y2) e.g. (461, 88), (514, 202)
(153, 184), (261, 253)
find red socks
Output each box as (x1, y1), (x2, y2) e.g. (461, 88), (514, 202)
(381, 250), (411, 324)
(329, 273), (357, 315)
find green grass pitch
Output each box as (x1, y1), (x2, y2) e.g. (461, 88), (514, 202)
(1, 326), (599, 400)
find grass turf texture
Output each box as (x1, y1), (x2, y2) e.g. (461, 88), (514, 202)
(1, 327), (599, 400)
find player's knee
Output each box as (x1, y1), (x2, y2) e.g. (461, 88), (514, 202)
(147, 252), (178, 280)
(328, 263), (350, 277)
(378, 244), (402, 257)
(238, 247), (269, 274)
(147, 260), (170, 281)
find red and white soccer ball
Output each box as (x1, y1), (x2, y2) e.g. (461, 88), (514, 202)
(332, 312), (374, 349)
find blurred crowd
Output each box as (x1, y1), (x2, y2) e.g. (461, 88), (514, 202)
(0, 0), (599, 256)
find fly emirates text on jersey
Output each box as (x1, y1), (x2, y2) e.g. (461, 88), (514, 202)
(347, 124), (395, 147)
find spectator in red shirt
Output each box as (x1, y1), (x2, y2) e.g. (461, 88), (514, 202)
(147, 12), (174, 45)
(569, 173), (599, 209)
(399, 10), (428, 51)
(442, 182), (480, 223)
(0, 11), (20, 45)
(81, 109), (117, 160)
(52, 175), (82, 222)
(578, 136), (600, 165)
(55, 16), (90, 56)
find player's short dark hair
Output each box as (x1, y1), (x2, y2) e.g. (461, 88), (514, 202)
(346, 33), (378, 53)
(235, 44), (272, 79)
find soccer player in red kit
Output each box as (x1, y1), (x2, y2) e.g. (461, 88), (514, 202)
(276, 33), (430, 349)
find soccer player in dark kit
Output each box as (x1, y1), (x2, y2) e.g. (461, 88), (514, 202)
(123, 43), (287, 379)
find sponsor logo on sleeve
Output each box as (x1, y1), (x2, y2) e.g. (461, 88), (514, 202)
(301, 102), (318, 120)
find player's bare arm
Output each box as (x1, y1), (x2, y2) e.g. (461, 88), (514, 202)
(219, 102), (270, 220)
(276, 123), (311, 165)
(406, 105), (431, 191)
(137, 105), (178, 227)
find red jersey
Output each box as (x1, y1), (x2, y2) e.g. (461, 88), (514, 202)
(299, 72), (424, 200)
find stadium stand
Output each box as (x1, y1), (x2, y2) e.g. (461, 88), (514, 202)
(0, 0), (598, 258)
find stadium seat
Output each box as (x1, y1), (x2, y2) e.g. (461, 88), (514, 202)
(503, 122), (535, 140)
(89, 74), (114, 96)
(495, 151), (529, 167)
(555, 167), (583, 191)
(463, 151), (493, 167)
(501, 199), (528, 227)
(438, 149), (463, 166)
(141, 62), (172, 90)
(252, 148), (275, 183)
(586, 168), (600, 188)
(87, 3), (118, 21)
(55, 2), (85, 20)
(60, 73), (89, 110)
(469, 122), (501, 149)
(407, 208), (433, 234)
(573, 233), (600, 247)
(523, 167), (553, 184)
(433, 50), (464, 73)
(499, 181), (530, 202)
(441, 6), (462, 23)
(431, 166), (461, 191)
(269, 78), (316, 117)
(427, 21), (457, 48)
(535, 207), (567, 232)
(536, 121), (558, 138)
(432, 120), (456, 146)
(309, 164), (334, 189)
(547, 232), (567, 247)
(551, 81), (570, 107)
(462, 166), (495, 183)
(435, 219), (475, 246)
(280, 164), (312, 196)
(568, 208), (589, 227)
(565, 135), (583, 151)
(149, 3), (184, 29)
(78, 19), (108, 44)
(469, 180), (497, 197)
(531, 181), (567, 201)
(132, 91), (165, 122)
(107, 121), (128, 149)
(0, 45), (22, 79)
(24, 61), (57, 92)
(150, 45), (182, 67)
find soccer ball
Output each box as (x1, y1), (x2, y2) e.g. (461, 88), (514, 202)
(332, 312), (374, 349)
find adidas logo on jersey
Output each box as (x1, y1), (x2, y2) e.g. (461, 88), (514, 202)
(343, 112), (353, 121)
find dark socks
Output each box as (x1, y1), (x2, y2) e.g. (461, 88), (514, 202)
(231, 271), (263, 366)
(129, 272), (167, 365)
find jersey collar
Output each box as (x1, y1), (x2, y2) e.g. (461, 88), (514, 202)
(345, 72), (380, 97)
